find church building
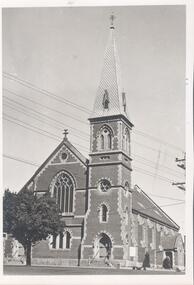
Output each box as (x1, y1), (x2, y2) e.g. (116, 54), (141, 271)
(20, 18), (184, 270)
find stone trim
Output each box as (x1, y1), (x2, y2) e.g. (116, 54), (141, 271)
(97, 202), (110, 223)
(49, 170), (76, 215)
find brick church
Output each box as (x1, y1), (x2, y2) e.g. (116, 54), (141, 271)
(18, 19), (184, 269)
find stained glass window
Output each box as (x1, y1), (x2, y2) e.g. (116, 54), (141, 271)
(52, 172), (74, 213)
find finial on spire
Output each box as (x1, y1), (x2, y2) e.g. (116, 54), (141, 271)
(63, 129), (69, 140)
(110, 13), (115, 29)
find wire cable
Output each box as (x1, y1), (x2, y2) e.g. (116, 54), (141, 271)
(3, 72), (91, 114)
(3, 87), (88, 126)
(3, 153), (185, 205)
(3, 72), (184, 153)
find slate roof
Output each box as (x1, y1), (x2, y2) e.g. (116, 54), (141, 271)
(132, 188), (179, 230)
(90, 26), (130, 119)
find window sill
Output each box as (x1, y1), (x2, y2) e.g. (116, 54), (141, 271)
(50, 248), (71, 251)
(60, 213), (74, 217)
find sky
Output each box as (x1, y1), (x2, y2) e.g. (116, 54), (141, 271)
(2, 5), (186, 234)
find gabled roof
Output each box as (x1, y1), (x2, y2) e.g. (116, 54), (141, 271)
(132, 188), (179, 230)
(21, 138), (87, 190)
(90, 25), (130, 120)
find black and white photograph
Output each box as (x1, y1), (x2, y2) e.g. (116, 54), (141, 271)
(1, 1), (193, 284)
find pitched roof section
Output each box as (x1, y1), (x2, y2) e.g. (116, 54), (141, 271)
(21, 138), (87, 191)
(132, 188), (179, 230)
(90, 26), (129, 119)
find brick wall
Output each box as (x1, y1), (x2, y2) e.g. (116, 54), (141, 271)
(83, 188), (123, 245)
(35, 163), (86, 192)
(89, 164), (119, 187)
(32, 226), (82, 260)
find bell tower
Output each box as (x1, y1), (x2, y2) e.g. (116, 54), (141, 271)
(82, 16), (134, 265)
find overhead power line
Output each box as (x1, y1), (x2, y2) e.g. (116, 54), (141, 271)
(133, 166), (173, 183)
(133, 129), (184, 152)
(131, 153), (184, 177)
(3, 88), (88, 126)
(3, 113), (182, 184)
(172, 153), (186, 192)
(3, 95), (89, 138)
(133, 158), (183, 180)
(4, 114), (176, 184)
(3, 72), (91, 114)
(3, 102), (183, 180)
(3, 101), (90, 143)
(4, 72), (184, 153)
(3, 153), (185, 204)
(3, 86), (183, 160)
(4, 103), (183, 180)
(3, 154), (39, 167)
(3, 115), (89, 153)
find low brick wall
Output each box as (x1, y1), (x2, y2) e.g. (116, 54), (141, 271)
(32, 258), (78, 267)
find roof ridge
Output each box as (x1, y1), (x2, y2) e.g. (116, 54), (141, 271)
(21, 139), (87, 192)
(140, 189), (180, 229)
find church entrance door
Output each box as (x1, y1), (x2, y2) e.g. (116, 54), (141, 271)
(165, 251), (173, 268)
(95, 233), (112, 259)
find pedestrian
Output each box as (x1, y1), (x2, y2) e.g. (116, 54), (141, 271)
(142, 251), (150, 270)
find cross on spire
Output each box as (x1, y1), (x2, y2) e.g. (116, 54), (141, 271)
(63, 129), (69, 140)
(110, 14), (115, 29)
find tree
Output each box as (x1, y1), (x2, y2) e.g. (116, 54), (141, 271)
(3, 188), (65, 266)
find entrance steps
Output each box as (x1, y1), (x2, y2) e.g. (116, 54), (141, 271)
(88, 258), (114, 268)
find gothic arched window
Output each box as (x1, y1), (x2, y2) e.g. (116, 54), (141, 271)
(64, 231), (71, 249)
(51, 171), (74, 213)
(99, 126), (113, 151)
(124, 207), (129, 225)
(123, 128), (130, 154)
(101, 134), (104, 149)
(50, 231), (71, 249)
(99, 204), (108, 222)
(124, 181), (130, 196)
(103, 90), (109, 110)
(59, 232), (64, 249)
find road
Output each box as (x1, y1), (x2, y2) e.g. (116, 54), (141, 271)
(4, 265), (185, 275)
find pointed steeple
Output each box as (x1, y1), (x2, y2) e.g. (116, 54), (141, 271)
(90, 16), (129, 119)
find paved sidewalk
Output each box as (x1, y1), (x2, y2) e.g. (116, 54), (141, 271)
(4, 265), (185, 275)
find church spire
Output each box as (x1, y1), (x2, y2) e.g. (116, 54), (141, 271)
(90, 16), (129, 120)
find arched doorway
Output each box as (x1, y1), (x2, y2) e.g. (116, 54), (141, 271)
(94, 233), (112, 259)
(165, 251), (173, 268)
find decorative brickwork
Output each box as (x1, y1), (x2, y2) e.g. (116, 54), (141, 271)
(17, 21), (185, 270)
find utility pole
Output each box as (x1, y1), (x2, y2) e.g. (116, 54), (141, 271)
(172, 153), (186, 191)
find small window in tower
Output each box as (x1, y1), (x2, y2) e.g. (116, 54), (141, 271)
(124, 207), (129, 225)
(99, 204), (108, 223)
(124, 181), (130, 196)
(125, 234), (129, 244)
(103, 90), (109, 110)
(98, 179), (111, 192)
(122, 92), (126, 112)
